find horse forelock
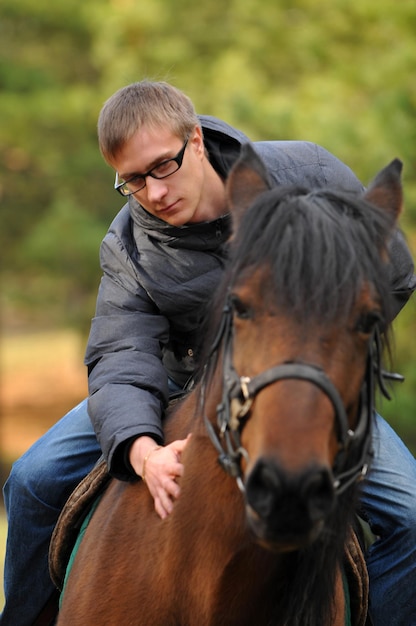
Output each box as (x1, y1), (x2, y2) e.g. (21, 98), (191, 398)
(228, 185), (394, 326)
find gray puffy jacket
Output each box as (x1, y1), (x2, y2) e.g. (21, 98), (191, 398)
(85, 116), (415, 479)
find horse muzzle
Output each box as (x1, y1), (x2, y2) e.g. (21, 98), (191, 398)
(244, 458), (336, 551)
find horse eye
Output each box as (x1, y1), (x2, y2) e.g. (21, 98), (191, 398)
(230, 295), (253, 320)
(355, 311), (382, 335)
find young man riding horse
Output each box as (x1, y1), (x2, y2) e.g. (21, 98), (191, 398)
(57, 143), (403, 626)
(2, 81), (415, 626)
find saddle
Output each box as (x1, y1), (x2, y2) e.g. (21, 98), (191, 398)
(49, 463), (370, 626)
(344, 527), (370, 626)
(49, 458), (111, 591)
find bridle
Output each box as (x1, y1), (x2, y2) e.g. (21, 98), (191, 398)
(201, 298), (401, 495)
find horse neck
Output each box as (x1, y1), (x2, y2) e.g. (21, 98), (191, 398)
(168, 374), (348, 626)
(171, 429), (345, 626)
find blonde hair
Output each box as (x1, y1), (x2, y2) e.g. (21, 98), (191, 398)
(98, 81), (200, 162)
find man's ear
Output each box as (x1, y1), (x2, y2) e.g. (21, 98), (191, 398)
(364, 159), (403, 223)
(226, 143), (272, 230)
(192, 125), (206, 159)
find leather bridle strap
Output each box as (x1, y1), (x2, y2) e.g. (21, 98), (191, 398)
(228, 362), (351, 448)
(201, 299), (402, 496)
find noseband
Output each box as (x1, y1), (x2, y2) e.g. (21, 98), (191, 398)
(201, 299), (400, 495)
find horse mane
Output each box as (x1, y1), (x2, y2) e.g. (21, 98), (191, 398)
(229, 185), (395, 326)
(269, 495), (356, 626)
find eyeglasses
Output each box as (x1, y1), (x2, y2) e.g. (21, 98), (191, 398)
(114, 137), (189, 197)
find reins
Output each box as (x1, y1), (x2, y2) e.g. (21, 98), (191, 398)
(201, 296), (401, 496)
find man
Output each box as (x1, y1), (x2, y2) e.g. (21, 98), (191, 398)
(2, 81), (416, 625)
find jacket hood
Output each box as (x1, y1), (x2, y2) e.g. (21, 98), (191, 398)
(198, 115), (249, 178)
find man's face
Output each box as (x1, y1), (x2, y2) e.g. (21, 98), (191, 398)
(110, 125), (208, 226)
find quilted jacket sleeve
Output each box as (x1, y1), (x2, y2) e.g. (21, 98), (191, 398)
(85, 224), (170, 480)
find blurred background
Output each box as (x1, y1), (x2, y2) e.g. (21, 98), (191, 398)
(1, 0), (416, 605)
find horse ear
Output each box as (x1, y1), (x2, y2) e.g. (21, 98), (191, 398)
(363, 159), (403, 222)
(226, 143), (272, 224)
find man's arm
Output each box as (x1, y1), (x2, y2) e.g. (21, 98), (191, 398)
(85, 227), (170, 480)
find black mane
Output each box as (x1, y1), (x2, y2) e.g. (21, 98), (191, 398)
(228, 185), (394, 325)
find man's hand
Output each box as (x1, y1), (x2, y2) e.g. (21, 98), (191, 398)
(129, 435), (191, 519)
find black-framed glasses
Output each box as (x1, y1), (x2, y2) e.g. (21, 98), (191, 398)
(114, 137), (189, 197)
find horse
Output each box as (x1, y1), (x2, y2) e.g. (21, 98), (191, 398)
(55, 145), (403, 626)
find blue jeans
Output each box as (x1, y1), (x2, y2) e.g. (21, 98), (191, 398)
(1, 404), (416, 626)
(360, 416), (416, 625)
(1, 401), (101, 626)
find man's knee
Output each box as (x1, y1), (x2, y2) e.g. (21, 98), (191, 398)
(4, 444), (60, 510)
(395, 493), (416, 536)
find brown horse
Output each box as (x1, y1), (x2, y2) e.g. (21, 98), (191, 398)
(56, 145), (402, 626)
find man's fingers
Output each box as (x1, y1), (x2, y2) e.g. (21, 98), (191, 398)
(155, 489), (174, 519)
(171, 434), (192, 456)
(143, 437), (191, 519)
(153, 474), (182, 519)
(154, 499), (168, 520)
(166, 477), (181, 499)
(170, 461), (184, 479)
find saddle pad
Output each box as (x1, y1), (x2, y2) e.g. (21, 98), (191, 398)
(59, 494), (103, 606)
(49, 459), (111, 590)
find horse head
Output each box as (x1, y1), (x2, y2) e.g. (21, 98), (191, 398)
(204, 144), (402, 552)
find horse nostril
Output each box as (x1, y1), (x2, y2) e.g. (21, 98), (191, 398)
(246, 461), (282, 520)
(301, 468), (335, 522)
(245, 460), (335, 531)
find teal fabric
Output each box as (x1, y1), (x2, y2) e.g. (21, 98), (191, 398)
(59, 495), (102, 608)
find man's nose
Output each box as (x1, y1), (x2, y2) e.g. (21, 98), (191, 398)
(145, 177), (169, 202)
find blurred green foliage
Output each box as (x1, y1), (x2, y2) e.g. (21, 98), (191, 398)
(1, 0), (415, 448)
